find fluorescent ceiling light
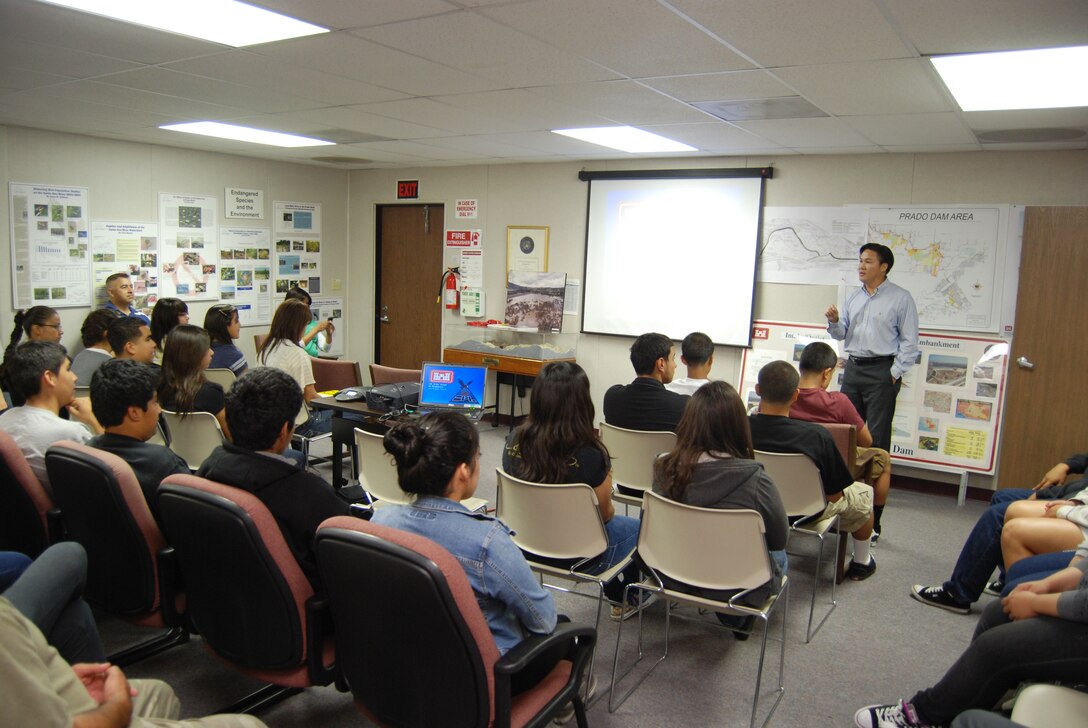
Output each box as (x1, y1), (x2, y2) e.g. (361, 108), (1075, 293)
(930, 45), (1088, 111)
(552, 126), (697, 153)
(160, 122), (334, 148)
(37, 0), (327, 47)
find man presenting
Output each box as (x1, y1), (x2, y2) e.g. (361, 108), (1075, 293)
(102, 272), (150, 324)
(826, 243), (918, 451)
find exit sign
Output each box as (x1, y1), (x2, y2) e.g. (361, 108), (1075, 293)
(397, 180), (419, 199)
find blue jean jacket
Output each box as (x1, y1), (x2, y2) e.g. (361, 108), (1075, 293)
(371, 496), (557, 654)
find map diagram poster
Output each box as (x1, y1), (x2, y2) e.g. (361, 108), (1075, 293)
(739, 321), (1009, 474)
(91, 221), (159, 315)
(219, 227), (273, 327)
(9, 182), (91, 308)
(758, 206), (867, 284)
(159, 193), (218, 301)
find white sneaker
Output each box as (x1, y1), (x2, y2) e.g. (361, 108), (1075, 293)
(854, 700), (934, 728)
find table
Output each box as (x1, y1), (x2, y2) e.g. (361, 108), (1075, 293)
(309, 396), (388, 487)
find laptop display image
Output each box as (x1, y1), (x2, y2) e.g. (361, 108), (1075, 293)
(418, 362), (487, 416)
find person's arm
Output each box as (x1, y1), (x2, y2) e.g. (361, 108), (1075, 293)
(757, 470), (789, 552)
(67, 397), (104, 435)
(1034, 461), (1072, 491)
(213, 408), (231, 442)
(485, 527), (557, 637)
(594, 471), (616, 523)
(891, 292), (919, 381)
(71, 665), (133, 728)
(856, 423), (874, 448)
(825, 304), (846, 339)
(303, 383), (320, 406)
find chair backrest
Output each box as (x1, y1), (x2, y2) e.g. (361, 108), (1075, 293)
(369, 363), (422, 386)
(817, 423), (857, 471)
(639, 491), (771, 592)
(204, 368), (237, 390)
(495, 468), (608, 561)
(754, 450), (826, 518)
(253, 333), (268, 353)
(312, 358), (363, 393)
(354, 428), (412, 505)
(599, 423), (676, 493)
(160, 410), (226, 470)
(74, 385), (91, 399)
(0, 428), (54, 557)
(158, 474), (313, 671)
(315, 517), (496, 727)
(45, 441), (166, 617)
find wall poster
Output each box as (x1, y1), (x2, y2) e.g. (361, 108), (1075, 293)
(219, 227), (273, 327)
(9, 182), (91, 308)
(273, 201), (322, 295)
(91, 221), (159, 315)
(158, 193), (219, 301)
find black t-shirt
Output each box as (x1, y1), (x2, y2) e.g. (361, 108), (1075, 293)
(503, 430), (610, 487)
(163, 381), (225, 415)
(748, 413), (853, 497)
(602, 377), (688, 433)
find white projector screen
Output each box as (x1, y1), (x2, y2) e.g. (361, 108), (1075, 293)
(580, 170), (767, 348)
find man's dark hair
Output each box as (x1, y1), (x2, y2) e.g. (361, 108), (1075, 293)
(107, 316), (145, 354)
(104, 272), (130, 288)
(90, 359), (159, 428)
(5, 341), (68, 401)
(225, 367), (303, 451)
(860, 243), (895, 274)
(80, 308), (121, 348)
(680, 332), (714, 366)
(757, 360), (800, 405)
(798, 341), (839, 374)
(629, 333), (673, 376)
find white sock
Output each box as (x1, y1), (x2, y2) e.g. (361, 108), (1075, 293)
(853, 536), (872, 565)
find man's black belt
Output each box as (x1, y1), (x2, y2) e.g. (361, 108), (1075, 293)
(849, 355), (895, 365)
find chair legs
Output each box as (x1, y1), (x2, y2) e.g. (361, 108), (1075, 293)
(217, 684), (303, 715)
(107, 625), (189, 667)
(788, 522), (839, 643)
(533, 573), (609, 708)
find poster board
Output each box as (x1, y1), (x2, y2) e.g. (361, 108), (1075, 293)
(219, 227), (273, 326)
(9, 182), (91, 308)
(739, 320), (1009, 473)
(91, 221), (158, 314)
(273, 201), (322, 295)
(159, 193), (219, 301)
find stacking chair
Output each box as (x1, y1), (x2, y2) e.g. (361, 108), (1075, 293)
(0, 429), (62, 557)
(44, 442), (187, 666)
(609, 492), (788, 728)
(311, 357), (362, 393)
(160, 409), (226, 470)
(204, 368), (237, 390)
(157, 474), (336, 713)
(598, 423), (675, 510)
(316, 517), (596, 728)
(755, 450), (841, 642)
(369, 363), (422, 386)
(1010, 684), (1088, 727)
(818, 423), (877, 483)
(253, 333), (268, 353)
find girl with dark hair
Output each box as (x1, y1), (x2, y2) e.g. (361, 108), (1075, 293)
(2, 306), (63, 407)
(258, 299), (329, 435)
(502, 361), (643, 620)
(205, 304), (247, 375)
(157, 324), (230, 439)
(149, 297), (189, 364)
(372, 412), (558, 668)
(652, 380), (788, 636)
(284, 286), (332, 357)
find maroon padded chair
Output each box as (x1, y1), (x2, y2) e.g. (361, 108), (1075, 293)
(158, 474), (336, 713)
(369, 363), (422, 386)
(315, 516), (595, 728)
(311, 358), (363, 393)
(0, 428), (61, 557)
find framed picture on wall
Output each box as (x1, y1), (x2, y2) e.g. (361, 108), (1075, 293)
(506, 225), (548, 280)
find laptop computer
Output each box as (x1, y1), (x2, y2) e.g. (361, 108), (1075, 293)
(415, 361), (488, 421)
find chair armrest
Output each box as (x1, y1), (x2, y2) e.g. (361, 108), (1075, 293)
(305, 594), (336, 686)
(46, 507), (65, 543)
(156, 546), (184, 628)
(493, 623), (596, 728)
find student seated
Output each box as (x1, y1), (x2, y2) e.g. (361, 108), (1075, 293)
(158, 324), (230, 439)
(0, 341), (102, 495)
(205, 304), (248, 375)
(604, 332), (689, 433)
(664, 331), (715, 396)
(106, 316), (157, 365)
(749, 360), (876, 580)
(69, 308), (120, 384)
(284, 286), (333, 357)
(149, 297), (189, 365)
(88, 359), (188, 524)
(196, 367), (350, 591)
(2, 306), (63, 406)
(257, 299), (331, 437)
(653, 380), (788, 637)
(791, 341), (892, 541)
(1001, 497), (1087, 572)
(503, 361), (643, 621)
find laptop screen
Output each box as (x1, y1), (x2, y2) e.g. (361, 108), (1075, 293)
(418, 362), (487, 410)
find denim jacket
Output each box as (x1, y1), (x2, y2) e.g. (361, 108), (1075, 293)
(370, 496), (557, 654)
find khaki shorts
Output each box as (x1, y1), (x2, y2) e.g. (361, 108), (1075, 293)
(856, 446), (890, 481)
(814, 482), (873, 534)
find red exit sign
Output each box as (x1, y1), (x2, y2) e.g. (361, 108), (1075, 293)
(397, 180), (419, 199)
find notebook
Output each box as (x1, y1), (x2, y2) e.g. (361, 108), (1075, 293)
(415, 362), (487, 421)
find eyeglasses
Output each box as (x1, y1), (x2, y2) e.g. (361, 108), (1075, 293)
(40, 323), (63, 332)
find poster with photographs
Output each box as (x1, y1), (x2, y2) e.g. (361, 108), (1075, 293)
(738, 321), (1009, 474)
(505, 271), (566, 332)
(274, 201), (321, 236)
(9, 182), (91, 308)
(90, 221), (159, 315)
(308, 296), (344, 359)
(219, 227), (273, 327)
(159, 192), (219, 301)
(272, 201), (322, 296)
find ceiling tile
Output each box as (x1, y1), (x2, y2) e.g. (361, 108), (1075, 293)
(524, 81), (710, 125)
(963, 108), (1088, 130)
(0, 38), (142, 80)
(15, 81), (246, 123)
(775, 59), (953, 115)
(735, 117), (875, 147)
(246, 0), (460, 31)
(639, 122), (784, 152)
(844, 112), (977, 145)
(97, 67), (323, 114)
(639, 71), (796, 103)
(233, 107), (449, 140)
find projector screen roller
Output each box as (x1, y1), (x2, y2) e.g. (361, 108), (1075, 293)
(580, 170), (767, 348)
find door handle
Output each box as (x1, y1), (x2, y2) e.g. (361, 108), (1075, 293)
(378, 304), (390, 324)
(1016, 356), (1035, 370)
(378, 315), (390, 323)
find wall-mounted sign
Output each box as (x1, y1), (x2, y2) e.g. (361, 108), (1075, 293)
(397, 180), (419, 199)
(445, 229), (481, 248)
(225, 187), (264, 219)
(455, 198), (478, 218)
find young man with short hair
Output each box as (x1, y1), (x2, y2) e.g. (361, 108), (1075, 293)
(196, 367), (350, 590)
(102, 272), (150, 324)
(665, 331), (714, 396)
(106, 317), (156, 365)
(603, 332), (689, 433)
(69, 308), (120, 383)
(87, 359), (188, 524)
(749, 360), (877, 580)
(792, 341), (893, 541)
(0, 342), (102, 495)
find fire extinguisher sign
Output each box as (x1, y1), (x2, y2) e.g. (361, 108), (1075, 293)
(445, 229), (481, 248)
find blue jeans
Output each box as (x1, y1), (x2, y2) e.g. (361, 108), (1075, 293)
(296, 408), (333, 437)
(585, 514), (641, 603)
(0, 551), (32, 591)
(943, 488), (1031, 604)
(1002, 551), (1075, 594)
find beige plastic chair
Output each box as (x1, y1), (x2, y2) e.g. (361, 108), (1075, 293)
(203, 368), (236, 390)
(353, 428), (486, 512)
(1011, 684), (1088, 727)
(608, 492), (788, 728)
(755, 450), (839, 643)
(598, 423), (676, 510)
(160, 410), (226, 471)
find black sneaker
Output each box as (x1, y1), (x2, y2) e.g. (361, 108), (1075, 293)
(983, 578), (1004, 596)
(910, 585), (970, 614)
(846, 555), (876, 581)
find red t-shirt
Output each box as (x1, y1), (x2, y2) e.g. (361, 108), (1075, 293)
(790, 387), (865, 430)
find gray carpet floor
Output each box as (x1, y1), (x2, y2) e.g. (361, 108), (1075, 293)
(105, 423), (994, 727)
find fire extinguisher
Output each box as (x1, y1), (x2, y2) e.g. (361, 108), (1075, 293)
(442, 268), (459, 309)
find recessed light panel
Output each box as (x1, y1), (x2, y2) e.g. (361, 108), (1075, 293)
(160, 122), (334, 148)
(551, 127), (696, 153)
(931, 46), (1088, 111)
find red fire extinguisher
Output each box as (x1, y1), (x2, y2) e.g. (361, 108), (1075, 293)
(443, 268), (459, 309)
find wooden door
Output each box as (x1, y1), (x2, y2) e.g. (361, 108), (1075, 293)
(375, 204), (443, 370)
(996, 207), (1088, 488)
